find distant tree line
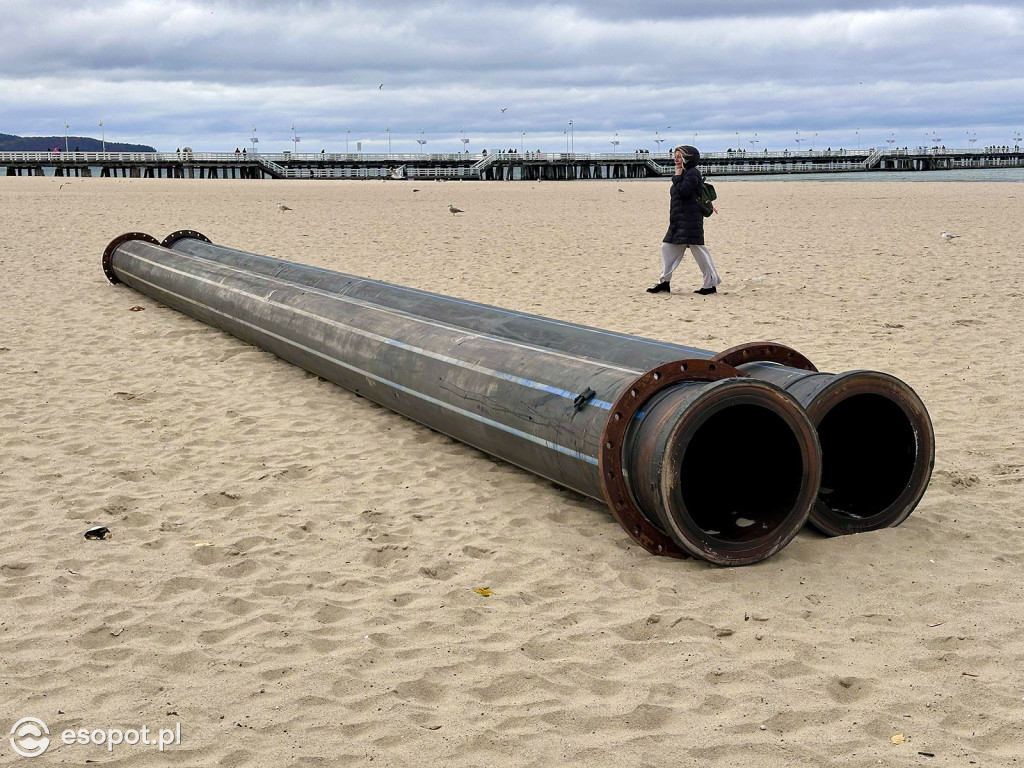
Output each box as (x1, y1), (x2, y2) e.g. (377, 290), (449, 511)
(0, 133), (156, 152)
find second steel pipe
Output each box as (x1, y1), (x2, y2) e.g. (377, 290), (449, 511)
(159, 231), (934, 537)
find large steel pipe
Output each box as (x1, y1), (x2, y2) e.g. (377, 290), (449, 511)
(160, 231), (934, 537)
(103, 233), (822, 566)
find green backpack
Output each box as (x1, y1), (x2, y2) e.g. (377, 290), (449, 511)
(697, 177), (717, 217)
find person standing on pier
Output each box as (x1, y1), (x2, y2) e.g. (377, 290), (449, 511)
(646, 144), (721, 296)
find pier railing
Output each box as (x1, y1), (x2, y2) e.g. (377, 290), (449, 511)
(3, 146), (1021, 180)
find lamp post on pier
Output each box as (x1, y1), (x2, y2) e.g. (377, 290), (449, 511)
(291, 123), (301, 153)
(250, 126), (258, 154)
(459, 127), (469, 153)
(64, 122), (69, 153)
(748, 132), (759, 152)
(99, 120), (105, 152)
(654, 126), (671, 155)
(346, 128), (350, 153)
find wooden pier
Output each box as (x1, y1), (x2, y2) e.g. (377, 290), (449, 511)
(2, 145), (1021, 181)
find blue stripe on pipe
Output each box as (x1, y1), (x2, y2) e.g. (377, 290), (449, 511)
(133, 254), (624, 407)
(120, 261), (604, 466)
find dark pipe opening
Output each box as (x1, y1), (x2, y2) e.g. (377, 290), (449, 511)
(680, 403), (803, 543)
(816, 393), (916, 519)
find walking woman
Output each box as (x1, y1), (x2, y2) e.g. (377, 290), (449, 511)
(646, 144), (721, 295)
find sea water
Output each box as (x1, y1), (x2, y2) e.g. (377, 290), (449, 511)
(714, 168), (1024, 183)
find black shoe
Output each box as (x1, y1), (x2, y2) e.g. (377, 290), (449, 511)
(694, 286), (717, 295)
(646, 282), (670, 294)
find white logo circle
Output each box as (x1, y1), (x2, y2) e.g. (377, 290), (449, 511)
(10, 718), (50, 758)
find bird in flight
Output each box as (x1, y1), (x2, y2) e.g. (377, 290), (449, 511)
(941, 231), (960, 239)
(448, 204), (464, 215)
(379, 83), (384, 90)
(500, 107), (508, 112)
(277, 202), (292, 212)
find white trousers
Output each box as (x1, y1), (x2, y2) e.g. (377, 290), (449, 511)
(660, 242), (721, 289)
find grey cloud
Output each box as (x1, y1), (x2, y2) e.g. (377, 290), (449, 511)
(2, 2), (1020, 152)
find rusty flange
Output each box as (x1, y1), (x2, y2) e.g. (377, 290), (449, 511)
(598, 358), (744, 558)
(711, 341), (817, 372)
(161, 229), (211, 249)
(102, 232), (159, 285)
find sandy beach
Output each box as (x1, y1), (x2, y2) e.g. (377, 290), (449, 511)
(2, 175), (1023, 766)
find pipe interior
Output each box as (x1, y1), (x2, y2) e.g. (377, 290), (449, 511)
(815, 393), (917, 519)
(680, 404), (804, 542)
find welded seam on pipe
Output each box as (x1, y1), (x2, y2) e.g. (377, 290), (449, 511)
(119, 263), (607, 465)
(122, 257), (614, 411)
(211, 249), (714, 358)
(161, 247), (647, 376)
(171, 240), (795, 375)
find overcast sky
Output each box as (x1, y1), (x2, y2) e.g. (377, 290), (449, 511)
(2, 1), (1021, 154)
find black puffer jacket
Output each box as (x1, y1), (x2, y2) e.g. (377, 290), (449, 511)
(663, 166), (705, 245)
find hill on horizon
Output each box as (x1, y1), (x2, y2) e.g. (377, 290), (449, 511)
(0, 133), (156, 152)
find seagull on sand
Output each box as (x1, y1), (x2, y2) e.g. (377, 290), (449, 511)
(448, 204), (464, 215)
(941, 231), (960, 239)
(277, 202), (292, 212)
